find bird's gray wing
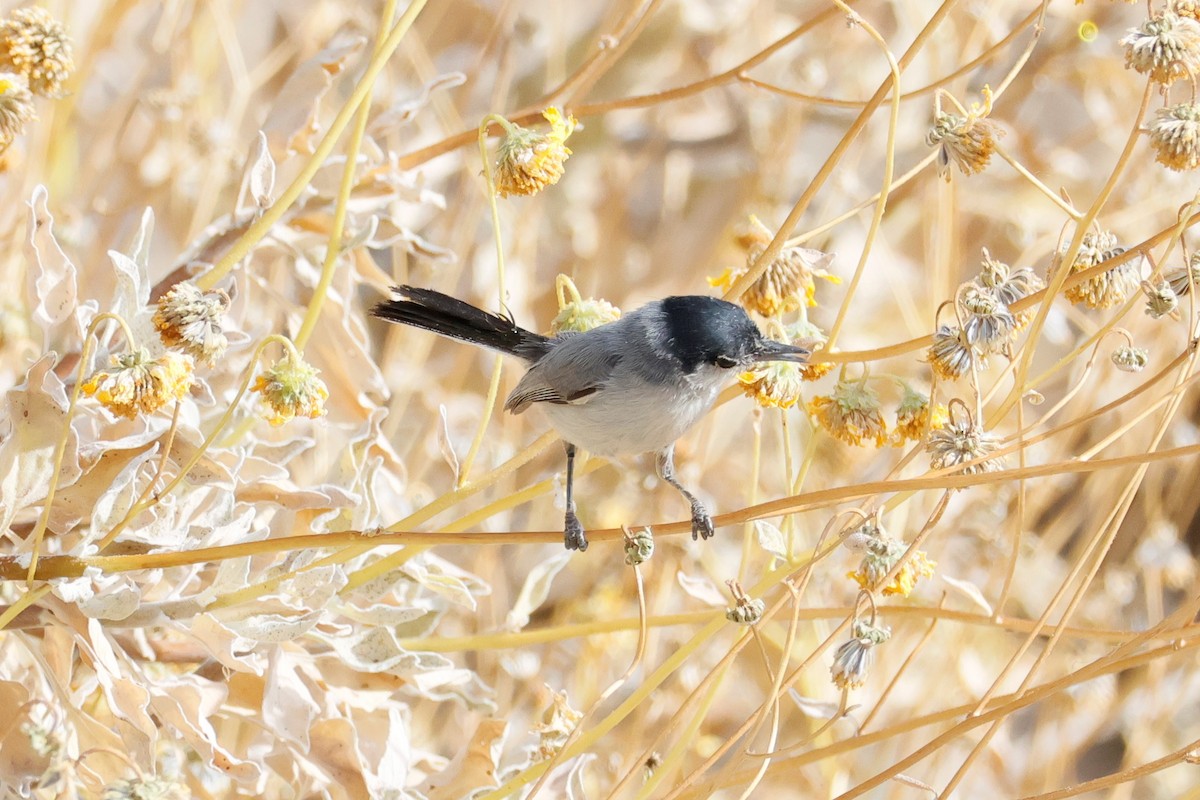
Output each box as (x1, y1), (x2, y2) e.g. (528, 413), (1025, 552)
(502, 330), (621, 414)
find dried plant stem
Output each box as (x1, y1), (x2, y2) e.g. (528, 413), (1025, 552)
(195, 0), (430, 291)
(1019, 738), (1200, 800)
(995, 145), (1082, 219)
(293, 0), (399, 352)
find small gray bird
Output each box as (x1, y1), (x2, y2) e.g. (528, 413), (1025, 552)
(371, 286), (810, 551)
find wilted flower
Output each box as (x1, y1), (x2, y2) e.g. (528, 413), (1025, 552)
(926, 324), (979, 380)
(1058, 231), (1141, 309)
(251, 349), (329, 426)
(1112, 345), (1150, 372)
(550, 296), (620, 334)
(1142, 279), (1179, 319)
(725, 593), (766, 625)
(624, 528), (654, 566)
(1148, 102), (1200, 171)
(1121, 12), (1200, 86)
(532, 687), (582, 762)
(1165, 255), (1200, 295)
(926, 416), (1003, 474)
(739, 360), (805, 409)
(0, 6), (73, 97)
(153, 282), (230, 365)
(0, 71), (34, 150)
(927, 88), (1003, 179)
(1175, 0), (1200, 21)
(892, 385), (948, 445)
(976, 248), (1043, 328)
(959, 284), (1016, 352)
(844, 518), (937, 597)
(81, 348), (194, 419)
(808, 379), (888, 447)
(830, 619), (891, 690)
(101, 775), (189, 800)
(493, 107), (576, 197)
(711, 217), (839, 316)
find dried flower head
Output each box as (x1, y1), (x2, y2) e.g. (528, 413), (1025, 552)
(1148, 102), (1200, 171)
(1058, 231), (1141, 309)
(725, 591), (766, 625)
(1121, 12), (1200, 85)
(808, 379), (889, 447)
(830, 619), (891, 690)
(493, 107), (576, 198)
(926, 416), (1003, 474)
(926, 324), (980, 380)
(153, 282), (230, 365)
(844, 519), (937, 597)
(0, 7), (73, 97)
(0, 71), (34, 150)
(1165, 254), (1200, 295)
(550, 296), (621, 334)
(927, 88), (1003, 179)
(251, 349), (329, 426)
(1112, 345), (1150, 372)
(1142, 279), (1179, 319)
(624, 528), (655, 566)
(959, 284), (1016, 352)
(976, 248), (1043, 328)
(81, 348), (194, 419)
(892, 385), (948, 445)
(712, 217), (840, 315)
(1175, 0), (1200, 21)
(738, 319), (830, 402)
(101, 775), (189, 800)
(532, 687), (582, 762)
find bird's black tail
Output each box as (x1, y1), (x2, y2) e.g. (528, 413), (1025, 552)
(370, 285), (553, 362)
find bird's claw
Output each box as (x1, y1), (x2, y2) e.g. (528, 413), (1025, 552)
(564, 510), (588, 551)
(691, 503), (715, 541)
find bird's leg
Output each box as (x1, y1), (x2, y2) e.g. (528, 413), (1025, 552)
(656, 446), (715, 541)
(562, 442), (588, 551)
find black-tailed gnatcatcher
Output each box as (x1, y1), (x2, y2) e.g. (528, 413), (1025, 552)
(371, 286), (810, 551)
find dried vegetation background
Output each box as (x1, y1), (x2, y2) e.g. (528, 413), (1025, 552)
(2, 0), (1200, 798)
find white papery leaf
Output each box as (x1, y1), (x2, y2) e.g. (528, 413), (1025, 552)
(505, 551), (571, 631)
(941, 574), (994, 616)
(247, 131), (276, 209)
(755, 520), (788, 559)
(226, 612), (322, 643)
(263, 646), (318, 748)
(437, 405), (460, 483)
(316, 625), (453, 674)
(261, 35), (365, 155)
(25, 185), (81, 346)
(403, 554), (490, 610)
(789, 689), (842, 720)
(676, 570), (726, 607)
(424, 719), (507, 800)
(148, 674), (262, 785)
(190, 613), (266, 674)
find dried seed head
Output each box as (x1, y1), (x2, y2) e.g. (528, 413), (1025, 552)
(1121, 12), (1200, 85)
(808, 380), (889, 447)
(251, 350), (329, 426)
(0, 7), (73, 97)
(712, 219), (839, 316)
(1175, 0), (1200, 21)
(830, 620), (891, 690)
(725, 594), (766, 625)
(1058, 232), (1141, 309)
(892, 385), (948, 445)
(153, 282), (230, 365)
(81, 348), (195, 419)
(925, 417), (1004, 474)
(739, 359), (806, 409)
(493, 107), (576, 198)
(844, 519), (937, 597)
(532, 688), (582, 762)
(959, 284), (1017, 352)
(624, 528), (655, 566)
(550, 296), (620, 334)
(1112, 345), (1150, 372)
(926, 324), (980, 380)
(976, 248), (1043, 328)
(1142, 279), (1179, 319)
(927, 91), (1003, 180)
(1148, 102), (1200, 171)
(0, 71), (34, 151)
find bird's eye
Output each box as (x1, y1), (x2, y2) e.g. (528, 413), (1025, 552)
(715, 355), (738, 369)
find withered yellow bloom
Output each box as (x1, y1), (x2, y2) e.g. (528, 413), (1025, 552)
(0, 6), (73, 97)
(153, 282), (230, 366)
(493, 107), (577, 198)
(252, 351), (329, 426)
(82, 348), (194, 419)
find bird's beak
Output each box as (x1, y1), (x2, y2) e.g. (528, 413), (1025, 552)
(753, 338), (811, 364)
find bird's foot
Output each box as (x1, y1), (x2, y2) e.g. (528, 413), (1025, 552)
(691, 502), (715, 541)
(564, 510), (588, 551)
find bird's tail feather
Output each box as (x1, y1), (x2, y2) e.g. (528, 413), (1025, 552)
(371, 285), (552, 361)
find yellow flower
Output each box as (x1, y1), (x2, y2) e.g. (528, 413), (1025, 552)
(493, 107), (577, 197)
(808, 380), (888, 447)
(926, 87), (1003, 180)
(0, 6), (73, 97)
(251, 351), (329, 426)
(0, 71), (34, 151)
(739, 360), (805, 409)
(81, 348), (194, 419)
(848, 549), (937, 597)
(712, 217), (839, 316)
(892, 387), (948, 445)
(153, 282), (230, 365)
